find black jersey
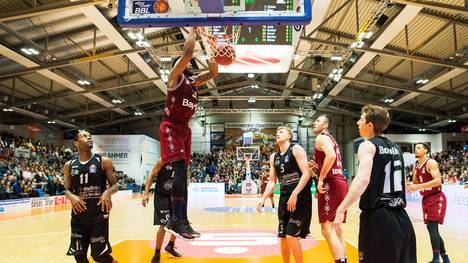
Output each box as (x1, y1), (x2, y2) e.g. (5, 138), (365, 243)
(360, 136), (407, 210)
(273, 144), (311, 194)
(155, 164), (174, 196)
(69, 154), (108, 224)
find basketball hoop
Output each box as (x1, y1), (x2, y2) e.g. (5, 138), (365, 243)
(197, 26), (241, 66)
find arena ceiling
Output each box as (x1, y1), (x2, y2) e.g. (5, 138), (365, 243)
(0, 0), (466, 137)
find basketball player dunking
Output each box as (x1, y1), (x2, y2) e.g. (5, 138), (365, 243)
(407, 143), (451, 263)
(142, 159), (182, 263)
(257, 126), (313, 263)
(313, 114), (348, 263)
(64, 130), (118, 263)
(160, 27), (218, 239)
(334, 105), (416, 263)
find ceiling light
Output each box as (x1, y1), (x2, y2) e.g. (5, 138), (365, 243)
(28, 48), (39, 55)
(358, 32), (373, 39)
(383, 98), (394, 103)
(134, 111), (144, 116)
(2, 108), (13, 112)
(316, 93), (323, 99)
(248, 73), (255, 79)
(47, 120), (56, 124)
(112, 99), (123, 104)
(419, 128), (426, 132)
(160, 56), (172, 62)
(416, 78), (429, 84)
(448, 119), (456, 123)
(21, 48), (32, 55)
(78, 80), (91, 85)
(330, 55), (343, 61)
(305, 96), (312, 100)
(248, 97), (256, 103)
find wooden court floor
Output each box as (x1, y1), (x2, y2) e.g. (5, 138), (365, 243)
(0, 195), (466, 263)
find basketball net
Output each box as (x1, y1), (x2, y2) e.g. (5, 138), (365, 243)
(197, 26), (241, 63)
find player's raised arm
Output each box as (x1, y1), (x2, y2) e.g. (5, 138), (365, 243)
(168, 28), (196, 91)
(193, 61), (218, 87)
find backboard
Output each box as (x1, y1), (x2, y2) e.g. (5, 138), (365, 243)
(118, 0), (311, 27)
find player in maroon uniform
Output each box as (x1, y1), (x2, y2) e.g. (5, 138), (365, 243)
(160, 27), (218, 239)
(260, 169), (275, 212)
(407, 143), (451, 263)
(313, 115), (348, 263)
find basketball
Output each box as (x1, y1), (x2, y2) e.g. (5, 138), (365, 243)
(154, 0), (169, 13)
(214, 44), (236, 65)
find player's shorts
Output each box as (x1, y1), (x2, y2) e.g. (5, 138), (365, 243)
(154, 192), (172, 226)
(359, 207), (416, 263)
(422, 191), (447, 225)
(277, 189), (312, 238)
(67, 220), (112, 258)
(318, 178), (348, 223)
(159, 120), (191, 166)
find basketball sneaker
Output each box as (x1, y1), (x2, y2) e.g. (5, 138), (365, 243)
(150, 253), (160, 263)
(164, 244), (182, 257)
(184, 221), (201, 238)
(164, 220), (195, 240)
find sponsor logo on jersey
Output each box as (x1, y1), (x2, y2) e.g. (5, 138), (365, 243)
(378, 146), (399, 155)
(89, 164), (97, 173)
(285, 155), (289, 163)
(182, 98), (197, 110)
(72, 169), (79, 176)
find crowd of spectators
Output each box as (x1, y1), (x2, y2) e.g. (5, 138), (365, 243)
(432, 143), (468, 184)
(0, 132), (71, 200)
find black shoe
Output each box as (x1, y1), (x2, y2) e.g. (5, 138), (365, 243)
(150, 253), (160, 263)
(164, 220), (195, 240)
(184, 221), (201, 238)
(164, 244), (182, 257)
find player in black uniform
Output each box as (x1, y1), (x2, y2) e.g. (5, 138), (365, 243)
(257, 126), (313, 263)
(142, 159), (183, 263)
(333, 105), (416, 263)
(64, 130), (118, 263)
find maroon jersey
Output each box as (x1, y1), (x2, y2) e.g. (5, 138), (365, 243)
(163, 73), (198, 124)
(314, 133), (344, 180)
(414, 158), (441, 197)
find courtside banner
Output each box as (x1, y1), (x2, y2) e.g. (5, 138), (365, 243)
(30, 197), (55, 209)
(225, 123), (283, 129)
(407, 185), (468, 208)
(188, 183), (225, 195)
(0, 198), (31, 213)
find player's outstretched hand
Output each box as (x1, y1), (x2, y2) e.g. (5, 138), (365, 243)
(98, 191), (113, 212)
(70, 194), (87, 214)
(256, 198), (265, 213)
(142, 193), (149, 207)
(287, 192), (298, 212)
